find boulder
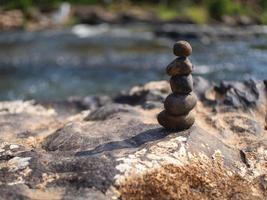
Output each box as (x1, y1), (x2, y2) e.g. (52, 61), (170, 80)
(0, 79), (266, 199)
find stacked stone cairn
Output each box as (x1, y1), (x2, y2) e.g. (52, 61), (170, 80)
(157, 41), (197, 130)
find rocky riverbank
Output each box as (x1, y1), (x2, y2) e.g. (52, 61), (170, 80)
(0, 77), (266, 199)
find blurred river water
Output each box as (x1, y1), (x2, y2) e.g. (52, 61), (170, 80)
(0, 24), (266, 100)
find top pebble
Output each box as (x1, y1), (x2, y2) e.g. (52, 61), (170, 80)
(173, 41), (192, 57)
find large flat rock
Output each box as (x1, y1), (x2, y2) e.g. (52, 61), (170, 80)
(0, 79), (266, 199)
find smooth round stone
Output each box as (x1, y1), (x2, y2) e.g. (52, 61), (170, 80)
(173, 41), (192, 57)
(157, 110), (195, 130)
(166, 57), (193, 76)
(170, 74), (193, 94)
(164, 92), (197, 116)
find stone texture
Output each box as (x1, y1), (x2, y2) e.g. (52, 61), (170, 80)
(85, 103), (137, 121)
(164, 92), (197, 116)
(170, 74), (193, 94)
(166, 57), (193, 76)
(114, 80), (169, 109)
(214, 79), (264, 109)
(173, 40), (192, 57)
(157, 110), (195, 130)
(0, 79), (266, 199)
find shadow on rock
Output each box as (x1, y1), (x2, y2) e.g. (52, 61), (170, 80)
(75, 127), (173, 156)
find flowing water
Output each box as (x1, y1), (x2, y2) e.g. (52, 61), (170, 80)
(0, 24), (266, 100)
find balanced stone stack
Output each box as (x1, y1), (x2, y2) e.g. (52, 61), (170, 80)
(157, 41), (197, 130)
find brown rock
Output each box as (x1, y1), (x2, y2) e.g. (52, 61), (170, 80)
(173, 41), (192, 57)
(157, 110), (195, 130)
(0, 80), (266, 199)
(170, 74), (193, 94)
(166, 57), (193, 76)
(164, 92), (197, 116)
(0, 10), (23, 30)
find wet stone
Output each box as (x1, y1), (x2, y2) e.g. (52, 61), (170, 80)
(170, 74), (193, 94)
(164, 92), (197, 116)
(166, 57), (193, 76)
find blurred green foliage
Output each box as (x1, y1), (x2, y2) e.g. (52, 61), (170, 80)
(1, 0), (267, 24)
(207, 0), (232, 20)
(260, 0), (267, 9)
(206, 0), (257, 20)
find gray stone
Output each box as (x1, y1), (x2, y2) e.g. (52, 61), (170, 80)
(43, 106), (160, 152)
(114, 81), (169, 109)
(214, 79), (265, 109)
(164, 92), (197, 116)
(157, 110), (195, 130)
(170, 74), (193, 94)
(166, 57), (193, 76)
(85, 103), (137, 121)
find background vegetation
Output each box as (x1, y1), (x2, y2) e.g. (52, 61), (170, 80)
(1, 0), (267, 24)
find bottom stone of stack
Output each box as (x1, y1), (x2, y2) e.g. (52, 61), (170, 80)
(157, 110), (195, 131)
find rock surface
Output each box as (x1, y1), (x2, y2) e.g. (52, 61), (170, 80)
(0, 77), (266, 199)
